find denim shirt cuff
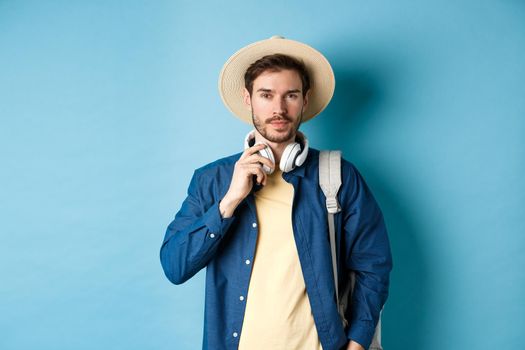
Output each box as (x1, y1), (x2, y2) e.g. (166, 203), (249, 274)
(203, 201), (236, 237)
(346, 321), (375, 350)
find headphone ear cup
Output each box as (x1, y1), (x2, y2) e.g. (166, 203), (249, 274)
(293, 131), (309, 168)
(244, 130), (255, 150)
(258, 145), (275, 174)
(280, 142), (301, 172)
(244, 130), (275, 174)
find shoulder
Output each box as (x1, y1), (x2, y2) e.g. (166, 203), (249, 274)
(341, 156), (361, 181)
(312, 149), (379, 210)
(192, 151), (242, 184)
(312, 148), (360, 179)
(314, 148), (368, 198)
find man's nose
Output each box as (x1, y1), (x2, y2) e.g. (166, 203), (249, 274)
(273, 97), (287, 115)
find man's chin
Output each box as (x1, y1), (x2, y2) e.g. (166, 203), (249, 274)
(262, 129), (295, 143)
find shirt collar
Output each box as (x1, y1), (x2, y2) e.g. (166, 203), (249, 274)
(286, 162), (306, 177)
(282, 150), (311, 179)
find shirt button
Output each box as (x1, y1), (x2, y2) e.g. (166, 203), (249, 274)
(245, 259), (251, 265)
(252, 222), (257, 228)
(239, 295), (244, 301)
(233, 332), (238, 338)
(210, 233), (215, 238)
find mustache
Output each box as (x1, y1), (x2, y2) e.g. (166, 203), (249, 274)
(266, 115), (292, 123)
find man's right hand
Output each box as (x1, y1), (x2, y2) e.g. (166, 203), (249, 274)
(219, 143), (274, 218)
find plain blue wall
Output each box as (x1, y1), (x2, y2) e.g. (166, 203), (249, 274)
(1, 1), (524, 349)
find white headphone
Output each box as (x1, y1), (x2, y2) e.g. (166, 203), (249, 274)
(244, 130), (309, 174)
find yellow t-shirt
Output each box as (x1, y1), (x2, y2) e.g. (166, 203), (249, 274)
(238, 169), (323, 350)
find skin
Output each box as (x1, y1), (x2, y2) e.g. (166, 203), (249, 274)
(218, 68), (365, 350)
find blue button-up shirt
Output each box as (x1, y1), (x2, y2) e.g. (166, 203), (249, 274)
(160, 148), (392, 350)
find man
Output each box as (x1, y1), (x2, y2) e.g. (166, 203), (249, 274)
(160, 36), (393, 350)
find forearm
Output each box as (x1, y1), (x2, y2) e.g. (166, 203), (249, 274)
(160, 201), (235, 285)
(219, 192), (243, 218)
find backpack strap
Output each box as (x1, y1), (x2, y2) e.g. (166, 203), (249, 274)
(319, 150), (344, 321)
(319, 150), (342, 214)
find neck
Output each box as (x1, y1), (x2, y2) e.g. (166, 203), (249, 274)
(254, 132), (297, 165)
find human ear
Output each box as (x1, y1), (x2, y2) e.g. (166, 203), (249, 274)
(302, 89), (311, 110)
(243, 88), (252, 111)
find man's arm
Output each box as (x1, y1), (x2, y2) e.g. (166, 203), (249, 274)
(342, 163), (393, 349)
(159, 169), (236, 285)
(159, 144), (274, 285)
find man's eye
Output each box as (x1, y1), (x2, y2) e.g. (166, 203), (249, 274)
(288, 94), (298, 99)
(261, 93), (271, 98)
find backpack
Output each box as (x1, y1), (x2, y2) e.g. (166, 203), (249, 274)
(319, 150), (383, 350)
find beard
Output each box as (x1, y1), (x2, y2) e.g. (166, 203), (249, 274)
(251, 111), (303, 143)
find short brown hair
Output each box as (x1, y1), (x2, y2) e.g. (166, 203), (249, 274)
(244, 54), (311, 97)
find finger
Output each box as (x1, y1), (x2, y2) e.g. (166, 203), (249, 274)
(255, 167), (267, 185)
(244, 161), (272, 180)
(240, 143), (268, 159)
(243, 164), (264, 175)
(242, 154), (275, 170)
(244, 165), (266, 184)
(256, 171), (263, 184)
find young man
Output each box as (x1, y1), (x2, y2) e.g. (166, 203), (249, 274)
(160, 36), (392, 350)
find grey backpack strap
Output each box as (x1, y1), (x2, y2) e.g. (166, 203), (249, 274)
(319, 151), (344, 320)
(369, 313), (383, 350)
(320, 150), (384, 350)
(319, 150), (342, 215)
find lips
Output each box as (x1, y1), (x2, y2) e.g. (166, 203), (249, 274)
(269, 121), (289, 130)
(269, 118), (290, 126)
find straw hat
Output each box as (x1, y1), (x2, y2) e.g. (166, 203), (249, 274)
(218, 35), (335, 124)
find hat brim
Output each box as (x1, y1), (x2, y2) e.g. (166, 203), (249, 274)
(218, 36), (335, 124)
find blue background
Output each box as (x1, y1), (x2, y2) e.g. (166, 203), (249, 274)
(1, 1), (524, 349)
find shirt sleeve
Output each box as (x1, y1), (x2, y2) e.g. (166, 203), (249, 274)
(159, 169), (236, 285)
(341, 163), (393, 349)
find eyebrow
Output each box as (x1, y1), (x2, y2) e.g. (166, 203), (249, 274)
(256, 88), (302, 94)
